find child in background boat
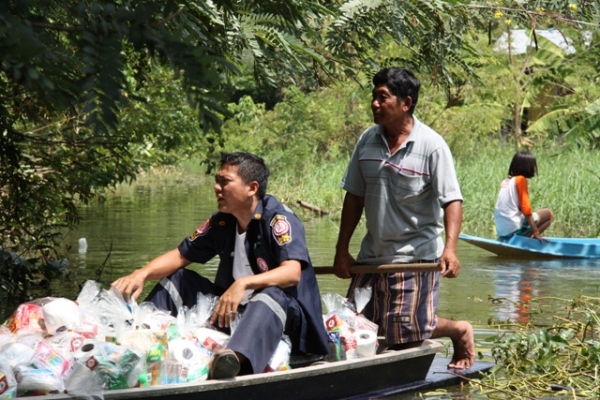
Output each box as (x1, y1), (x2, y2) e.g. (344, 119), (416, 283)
(494, 151), (554, 241)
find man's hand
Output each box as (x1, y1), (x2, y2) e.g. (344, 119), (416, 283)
(439, 250), (460, 278)
(210, 279), (247, 328)
(333, 250), (355, 279)
(111, 248), (190, 301)
(111, 269), (147, 301)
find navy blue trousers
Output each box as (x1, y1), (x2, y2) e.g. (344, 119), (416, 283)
(145, 268), (305, 373)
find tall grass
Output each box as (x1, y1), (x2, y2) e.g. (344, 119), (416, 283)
(114, 145), (600, 238)
(271, 145), (600, 238)
(459, 145), (600, 238)
(268, 159), (349, 216)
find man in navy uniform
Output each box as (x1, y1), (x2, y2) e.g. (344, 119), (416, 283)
(112, 152), (329, 379)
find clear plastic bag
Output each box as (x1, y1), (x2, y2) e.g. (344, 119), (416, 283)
(5, 299), (51, 334)
(31, 339), (70, 379)
(0, 326), (13, 348)
(90, 287), (135, 343)
(0, 342), (35, 368)
(264, 335), (291, 372)
(14, 365), (64, 396)
(73, 341), (143, 390)
(0, 355), (17, 394)
(64, 360), (105, 399)
(321, 290), (379, 360)
(42, 298), (81, 335)
(134, 302), (176, 332)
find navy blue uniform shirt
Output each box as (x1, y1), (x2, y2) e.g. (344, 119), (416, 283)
(178, 195), (329, 356)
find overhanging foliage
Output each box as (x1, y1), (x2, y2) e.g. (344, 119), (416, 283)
(1, 0), (600, 299)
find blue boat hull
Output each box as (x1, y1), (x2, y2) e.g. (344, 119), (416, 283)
(459, 233), (600, 259)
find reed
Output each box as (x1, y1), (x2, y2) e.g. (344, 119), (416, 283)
(106, 145), (600, 238)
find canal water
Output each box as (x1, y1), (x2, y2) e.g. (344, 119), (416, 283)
(10, 181), (600, 398)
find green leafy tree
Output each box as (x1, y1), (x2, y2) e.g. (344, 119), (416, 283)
(0, 0), (477, 298)
(474, 1), (600, 149)
(2, 0), (598, 299)
(526, 30), (600, 149)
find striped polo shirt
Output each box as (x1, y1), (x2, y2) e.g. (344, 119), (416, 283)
(341, 116), (463, 263)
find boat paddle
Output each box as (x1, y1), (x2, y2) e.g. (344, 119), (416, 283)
(313, 263), (441, 275)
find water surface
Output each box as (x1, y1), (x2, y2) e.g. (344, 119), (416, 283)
(10, 182), (600, 397)
(60, 182), (600, 328)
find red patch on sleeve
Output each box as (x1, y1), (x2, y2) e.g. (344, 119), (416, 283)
(190, 218), (212, 240)
(270, 215), (292, 246)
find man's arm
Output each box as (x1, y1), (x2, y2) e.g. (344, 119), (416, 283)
(211, 260), (302, 328)
(111, 248), (191, 300)
(333, 192), (365, 279)
(440, 200), (462, 278)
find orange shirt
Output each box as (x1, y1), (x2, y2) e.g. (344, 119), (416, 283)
(514, 175), (533, 216)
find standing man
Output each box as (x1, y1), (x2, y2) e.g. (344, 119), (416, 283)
(333, 67), (474, 369)
(112, 152), (329, 379)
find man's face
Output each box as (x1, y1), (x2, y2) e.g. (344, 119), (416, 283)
(371, 84), (410, 127)
(214, 164), (254, 215)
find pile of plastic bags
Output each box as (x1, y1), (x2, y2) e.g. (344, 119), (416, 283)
(0, 280), (375, 398)
(0, 280), (239, 398)
(321, 288), (379, 361)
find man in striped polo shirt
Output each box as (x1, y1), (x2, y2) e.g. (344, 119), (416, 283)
(333, 67), (475, 369)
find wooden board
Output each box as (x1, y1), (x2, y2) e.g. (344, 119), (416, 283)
(315, 263), (440, 275)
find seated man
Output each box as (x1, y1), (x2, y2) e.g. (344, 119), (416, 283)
(112, 152), (329, 379)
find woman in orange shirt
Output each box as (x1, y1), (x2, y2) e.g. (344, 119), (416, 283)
(494, 151), (554, 240)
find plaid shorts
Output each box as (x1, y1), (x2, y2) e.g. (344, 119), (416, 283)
(514, 212), (539, 237)
(347, 261), (440, 345)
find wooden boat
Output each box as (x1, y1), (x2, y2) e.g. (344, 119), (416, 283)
(18, 340), (493, 400)
(459, 233), (600, 259)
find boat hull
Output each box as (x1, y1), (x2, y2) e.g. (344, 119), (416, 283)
(459, 233), (600, 259)
(17, 340), (491, 400)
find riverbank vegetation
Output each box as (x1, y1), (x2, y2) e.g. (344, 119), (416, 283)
(468, 295), (600, 398)
(3, 1), (600, 299)
(115, 144), (600, 240)
(2, 3), (600, 397)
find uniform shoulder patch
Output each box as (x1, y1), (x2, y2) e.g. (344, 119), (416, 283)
(190, 218), (212, 241)
(270, 215), (292, 246)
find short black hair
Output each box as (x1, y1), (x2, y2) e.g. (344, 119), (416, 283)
(220, 152), (270, 198)
(372, 67), (420, 114)
(508, 151), (537, 178)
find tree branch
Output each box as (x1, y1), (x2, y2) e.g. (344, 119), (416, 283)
(30, 22), (81, 33)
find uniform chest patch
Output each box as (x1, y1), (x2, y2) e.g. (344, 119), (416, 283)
(190, 218), (212, 240)
(270, 215), (292, 246)
(256, 257), (269, 272)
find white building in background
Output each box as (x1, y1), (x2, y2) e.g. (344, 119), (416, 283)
(493, 28), (590, 55)
(492, 28), (579, 136)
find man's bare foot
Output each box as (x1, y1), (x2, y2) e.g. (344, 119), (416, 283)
(447, 320), (475, 369)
